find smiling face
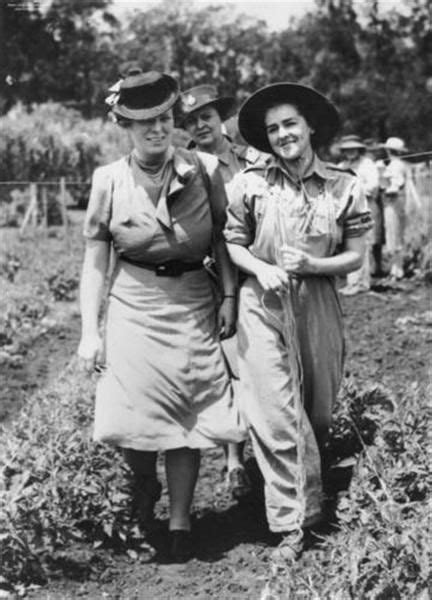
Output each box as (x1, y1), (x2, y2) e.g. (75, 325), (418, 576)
(184, 106), (224, 152)
(128, 109), (174, 160)
(264, 103), (314, 162)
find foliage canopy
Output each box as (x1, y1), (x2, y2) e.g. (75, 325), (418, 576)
(0, 0), (431, 147)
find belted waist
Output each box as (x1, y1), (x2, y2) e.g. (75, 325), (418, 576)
(120, 256), (204, 277)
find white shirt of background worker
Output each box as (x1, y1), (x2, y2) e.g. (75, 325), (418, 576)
(338, 135), (379, 295)
(180, 84), (265, 502)
(380, 137), (416, 280)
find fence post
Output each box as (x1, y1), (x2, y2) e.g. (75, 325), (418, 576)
(41, 185), (48, 232)
(59, 177), (70, 249)
(19, 183), (37, 236)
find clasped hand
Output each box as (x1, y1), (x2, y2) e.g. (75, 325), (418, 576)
(256, 247), (315, 292)
(280, 245), (315, 274)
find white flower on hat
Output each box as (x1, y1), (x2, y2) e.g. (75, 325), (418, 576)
(105, 78), (123, 107)
(184, 94), (197, 107)
(105, 92), (120, 107)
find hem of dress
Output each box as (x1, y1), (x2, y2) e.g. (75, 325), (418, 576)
(93, 434), (219, 451)
(268, 522), (303, 534)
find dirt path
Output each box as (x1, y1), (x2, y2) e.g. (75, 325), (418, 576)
(14, 279), (432, 599)
(0, 303), (80, 425)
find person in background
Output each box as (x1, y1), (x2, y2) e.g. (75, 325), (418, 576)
(78, 69), (246, 563)
(224, 83), (372, 562)
(363, 138), (386, 277)
(180, 84), (265, 501)
(380, 137), (411, 280)
(381, 136), (423, 280)
(338, 135), (379, 295)
(181, 85), (263, 189)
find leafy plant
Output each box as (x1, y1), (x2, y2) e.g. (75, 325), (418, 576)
(0, 361), (148, 586)
(47, 269), (79, 302)
(267, 382), (431, 600)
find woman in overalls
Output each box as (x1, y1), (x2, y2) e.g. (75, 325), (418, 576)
(224, 83), (372, 562)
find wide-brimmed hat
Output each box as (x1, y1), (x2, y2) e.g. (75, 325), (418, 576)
(109, 71), (179, 121)
(180, 85), (236, 123)
(338, 134), (366, 151)
(384, 137), (407, 153)
(238, 83), (340, 153)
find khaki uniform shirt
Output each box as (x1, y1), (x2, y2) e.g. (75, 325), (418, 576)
(225, 154), (372, 264)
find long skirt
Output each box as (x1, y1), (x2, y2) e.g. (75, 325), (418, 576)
(236, 275), (344, 532)
(93, 261), (246, 451)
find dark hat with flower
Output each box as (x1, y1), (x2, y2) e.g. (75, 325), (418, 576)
(106, 69), (180, 121)
(180, 85), (236, 123)
(238, 82), (340, 153)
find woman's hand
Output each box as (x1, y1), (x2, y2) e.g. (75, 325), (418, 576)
(255, 263), (289, 292)
(218, 297), (237, 340)
(78, 333), (105, 374)
(280, 246), (316, 275)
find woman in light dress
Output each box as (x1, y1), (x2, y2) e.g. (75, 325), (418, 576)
(78, 69), (245, 563)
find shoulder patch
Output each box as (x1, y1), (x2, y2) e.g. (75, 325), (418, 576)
(232, 143), (262, 164)
(245, 146), (262, 164)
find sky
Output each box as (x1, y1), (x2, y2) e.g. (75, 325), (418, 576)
(111, 0), (402, 31)
(112, 0), (315, 30)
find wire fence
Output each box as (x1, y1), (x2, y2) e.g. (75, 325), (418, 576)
(0, 179), (90, 235)
(0, 162), (430, 235)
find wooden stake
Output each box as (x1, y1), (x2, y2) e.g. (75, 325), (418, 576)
(19, 183), (37, 235)
(41, 185), (48, 231)
(59, 177), (70, 249)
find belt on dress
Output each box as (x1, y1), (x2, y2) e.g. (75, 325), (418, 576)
(120, 256), (204, 277)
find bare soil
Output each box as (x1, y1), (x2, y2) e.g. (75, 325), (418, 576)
(3, 277), (431, 600)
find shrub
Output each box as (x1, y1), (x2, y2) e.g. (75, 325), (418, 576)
(0, 360), (146, 586)
(0, 102), (192, 212)
(266, 382), (431, 600)
(0, 103), (130, 207)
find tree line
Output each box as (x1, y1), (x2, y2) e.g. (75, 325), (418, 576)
(1, 0), (431, 149)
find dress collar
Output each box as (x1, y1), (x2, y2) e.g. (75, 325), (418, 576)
(155, 147), (199, 230)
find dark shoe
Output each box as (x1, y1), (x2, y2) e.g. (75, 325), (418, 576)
(271, 529), (304, 564)
(227, 466), (252, 501)
(169, 530), (193, 563)
(131, 476), (162, 529)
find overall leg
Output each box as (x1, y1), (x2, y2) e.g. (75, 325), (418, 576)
(294, 278), (344, 454)
(237, 282), (321, 533)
